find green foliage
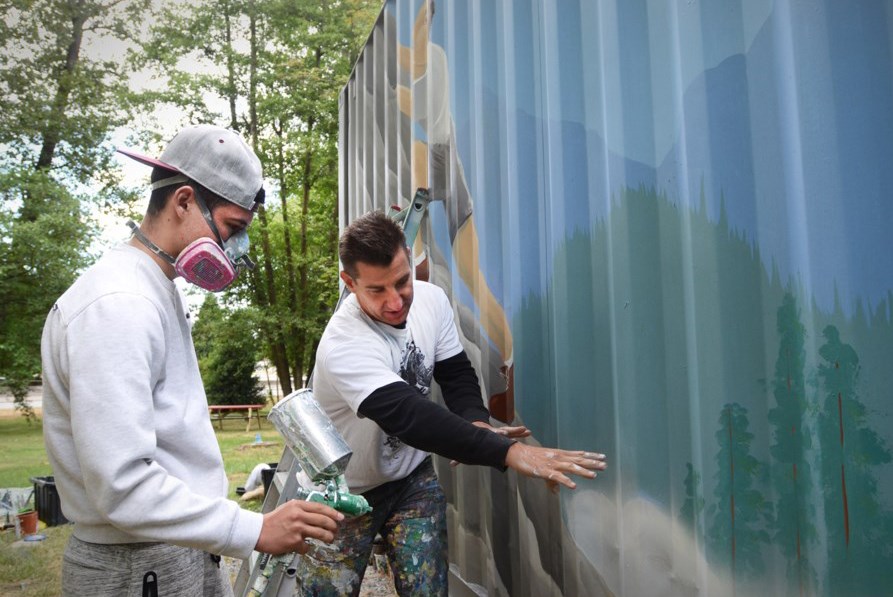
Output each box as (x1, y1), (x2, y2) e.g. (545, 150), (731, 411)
(0, 170), (94, 418)
(243, 197), (340, 383)
(680, 462), (704, 534)
(194, 295), (264, 406)
(767, 294), (817, 591)
(136, 0), (376, 393)
(193, 293), (227, 364)
(0, 0), (151, 191)
(707, 403), (770, 578)
(0, 0), (151, 419)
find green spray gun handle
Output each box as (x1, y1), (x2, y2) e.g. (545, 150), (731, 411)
(295, 481), (372, 516)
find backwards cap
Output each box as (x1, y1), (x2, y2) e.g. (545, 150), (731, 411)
(117, 124), (264, 211)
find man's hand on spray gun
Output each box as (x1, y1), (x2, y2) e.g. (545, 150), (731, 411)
(254, 500), (344, 556)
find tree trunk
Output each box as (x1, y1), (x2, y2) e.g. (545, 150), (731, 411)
(294, 140), (314, 386)
(272, 122), (303, 389)
(35, 3), (87, 174)
(223, 0), (238, 129)
(248, 0), (291, 396)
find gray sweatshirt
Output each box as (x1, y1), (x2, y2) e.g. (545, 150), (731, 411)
(41, 243), (263, 559)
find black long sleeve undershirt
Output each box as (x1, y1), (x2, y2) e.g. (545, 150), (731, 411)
(357, 352), (514, 468)
(432, 351), (491, 422)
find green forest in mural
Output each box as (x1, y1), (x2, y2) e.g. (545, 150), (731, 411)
(695, 300), (893, 596)
(510, 185), (893, 596)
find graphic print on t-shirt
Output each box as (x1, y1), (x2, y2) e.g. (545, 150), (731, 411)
(383, 337), (433, 460)
(400, 338), (432, 395)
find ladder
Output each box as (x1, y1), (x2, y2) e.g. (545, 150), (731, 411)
(234, 189), (431, 597)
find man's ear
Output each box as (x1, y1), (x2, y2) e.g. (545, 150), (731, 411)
(340, 270), (356, 292)
(172, 185), (194, 218)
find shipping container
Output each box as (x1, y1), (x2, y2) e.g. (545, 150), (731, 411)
(338, 1), (893, 595)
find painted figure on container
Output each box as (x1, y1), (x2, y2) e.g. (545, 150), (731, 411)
(397, 0), (516, 423)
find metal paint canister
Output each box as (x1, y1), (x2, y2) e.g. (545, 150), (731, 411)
(267, 388), (353, 482)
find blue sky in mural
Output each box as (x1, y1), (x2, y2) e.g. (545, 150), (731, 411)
(391, 0), (893, 319)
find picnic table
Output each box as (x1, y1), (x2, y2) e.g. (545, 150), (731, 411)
(208, 404), (265, 432)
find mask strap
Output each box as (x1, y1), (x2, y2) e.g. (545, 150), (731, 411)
(191, 189), (226, 247)
(151, 174), (189, 190)
(127, 220), (177, 265)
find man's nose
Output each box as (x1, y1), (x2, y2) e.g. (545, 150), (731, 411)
(384, 288), (404, 308)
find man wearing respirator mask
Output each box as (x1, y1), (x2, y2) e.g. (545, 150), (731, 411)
(41, 124), (343, 597)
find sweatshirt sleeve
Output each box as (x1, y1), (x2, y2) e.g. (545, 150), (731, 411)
(61, 293), (263, 559)
(358, 381), (514, 468)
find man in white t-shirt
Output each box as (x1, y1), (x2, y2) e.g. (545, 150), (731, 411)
(300, 211), (608, 596)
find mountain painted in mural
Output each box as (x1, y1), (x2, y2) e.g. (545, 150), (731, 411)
(654, 0), (893, 316)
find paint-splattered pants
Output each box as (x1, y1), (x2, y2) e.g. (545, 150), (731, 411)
(295, 457), (448, 596)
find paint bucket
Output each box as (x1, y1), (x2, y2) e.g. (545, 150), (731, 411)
(17, 510), (38, 536)
(268, 389), (352, 482)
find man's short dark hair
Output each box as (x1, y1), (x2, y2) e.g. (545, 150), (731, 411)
(339, 211), (407, 279)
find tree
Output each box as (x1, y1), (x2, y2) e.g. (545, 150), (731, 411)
(816, 325), (893, 595)
(137, 0), (377, 397)
(248, 0), (376, 389)
(194, 295), (264, 406)
(767, 293), (816, 594)
(0, 0), (150, 195)
(680, 462), (705, 536)
(0, 0), (149, 417)
(707, 403), (770, 591)
(0, 171), (93, 418)
(193, 293), (227, 365)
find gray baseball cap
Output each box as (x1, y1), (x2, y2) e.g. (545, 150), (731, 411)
(117, 124), (264, 211)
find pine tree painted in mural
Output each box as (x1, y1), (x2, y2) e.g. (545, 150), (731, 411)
(680, 462), (705, 536)
(707, 403), (770, 589)
(816, 325), (893, 596)
(767, 293), (816, 594)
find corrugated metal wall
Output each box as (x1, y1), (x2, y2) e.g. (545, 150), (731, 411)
(338, 1), (893, 595)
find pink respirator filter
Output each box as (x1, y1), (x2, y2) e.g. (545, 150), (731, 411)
(175, 239), (237, 292)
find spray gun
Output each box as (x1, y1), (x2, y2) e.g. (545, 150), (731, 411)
(267, 388), (371, 517)
(247, 388), (371, 596)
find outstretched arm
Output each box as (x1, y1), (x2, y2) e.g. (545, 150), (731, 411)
(358, 381), (516, 467)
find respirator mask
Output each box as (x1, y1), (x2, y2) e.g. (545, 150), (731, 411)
(128, 179), (255, 292)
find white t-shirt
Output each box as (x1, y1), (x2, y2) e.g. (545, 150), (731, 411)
(313, 281), (464, 492)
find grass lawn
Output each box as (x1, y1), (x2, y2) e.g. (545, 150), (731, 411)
(0, 410), (282, 596)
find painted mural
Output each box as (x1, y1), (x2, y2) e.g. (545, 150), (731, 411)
(338, 1), (893, 595)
